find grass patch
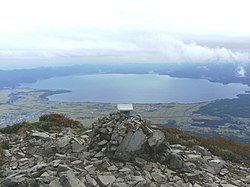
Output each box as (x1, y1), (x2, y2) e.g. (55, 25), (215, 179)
(197, 136), (250, 167)
(0, 113), (85, 134)
(0, 140), (10, 158)
(0, 140), (10, 149)
(159, 124), (198, 147)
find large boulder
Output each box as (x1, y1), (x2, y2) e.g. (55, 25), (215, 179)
(114, 129), (147, 161)
(148, 130), (165, 148)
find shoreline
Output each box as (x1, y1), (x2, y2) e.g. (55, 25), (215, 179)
(38, 89), (72, 101)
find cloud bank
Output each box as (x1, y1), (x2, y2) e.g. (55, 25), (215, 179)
(0, 0), (250, 68)
(0, 31), (249, 64)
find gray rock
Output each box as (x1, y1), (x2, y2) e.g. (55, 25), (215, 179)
(72, 142), (85, 153)
(84, 164), (96, 175)
(56, 136), (71, 148)
(28, 163), (47, 173)
(185, 170), (204, 183)
(114, 129), (147, 161)
(119, 167), (132, 172)
(85, 174), (97, 187)
(59, 170), (86, 187)
(132, 175), (146, 183)
(80, 135), (89, 139)
(148, 130), (165, 148)
(55, 153), (67, 159)
(49, 178), (63, 187)
(168, 153), (184, 170)
(30, 130), (50, 139)
(232, 180), (243, 186)
(186, 154), (200, 159)
(113, 182), (129, 187)
(110, 145), (118, 151)
(58, 164), (72, 173)
(134, 180), (149, 187)
(52, 159), (62, 167)
(3, 150), (11, 157)
(94, 151), (105, 158)
(193, 184), (202, 187)
(220, 168), (229, 176)
(2, 175), (27, 187)
(171, 144), (186, 150)
(208, 159), (225, 174)
(193, 145), (211, 156)
(97, 175), (116, 187)
(246, 175), (250, 183)
(135, 157), (147, 168)
(107, 165), (118, 171)
(71, 160), (82, 165)
(220, 183), (237, 187)
(151, 172), (166, 183)
(98, 140), (108, 146)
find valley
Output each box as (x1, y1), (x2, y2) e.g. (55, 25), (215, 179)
(1, 88), (250, 144)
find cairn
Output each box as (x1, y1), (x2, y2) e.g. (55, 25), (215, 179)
(88, 112), (184, 169)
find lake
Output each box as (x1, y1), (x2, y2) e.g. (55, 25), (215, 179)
(20, 74), (249, 103)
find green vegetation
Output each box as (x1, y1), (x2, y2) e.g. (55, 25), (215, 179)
(198, 137), (250, 165)
(159, 124), (197, 146)
(0, 140), (10, 149)
(0, 140), (10, 158)
(0, 113), (84, 134)
(39, 113), (80, 125)
(196, 94), (250, 118)
(159, 124), (250, 167)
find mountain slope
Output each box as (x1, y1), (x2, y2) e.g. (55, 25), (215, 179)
(0, 113), (250, 187)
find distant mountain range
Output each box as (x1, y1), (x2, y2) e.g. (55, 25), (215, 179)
(1, 63), (250, 89)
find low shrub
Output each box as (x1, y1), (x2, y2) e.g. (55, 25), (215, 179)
(0, 122), (33, 134)
(0, 113), (84, 134)
(39, 113), (80, 127)
(158, 124), (250, 167)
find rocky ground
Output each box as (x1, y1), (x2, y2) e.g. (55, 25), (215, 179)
(0, 112), (250, 187)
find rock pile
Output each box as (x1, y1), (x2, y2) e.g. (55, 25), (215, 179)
(89, 113), (170, 161)
(89, 112), (184, 170)
(0, 112), (250, 187)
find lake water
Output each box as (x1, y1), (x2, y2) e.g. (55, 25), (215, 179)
(20, 74), (249, 103)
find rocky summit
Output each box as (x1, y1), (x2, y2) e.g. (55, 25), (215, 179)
(0, 112), (250, 187)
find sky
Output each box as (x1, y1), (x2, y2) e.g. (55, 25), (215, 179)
(0, 0), (250, 68)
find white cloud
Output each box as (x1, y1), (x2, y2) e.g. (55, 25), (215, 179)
(136, 34), (250, 63)
(0, 31), (249, 64)
(0, 0), (250, 67)
(0, 0), (250, 35)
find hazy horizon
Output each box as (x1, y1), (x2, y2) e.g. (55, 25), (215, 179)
(0, 0), (250, 69)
